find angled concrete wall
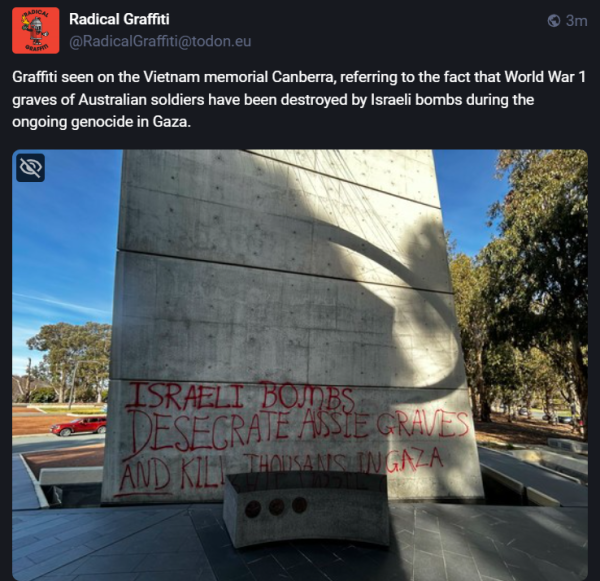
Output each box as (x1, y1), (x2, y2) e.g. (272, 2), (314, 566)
(102, 150), (484, 504)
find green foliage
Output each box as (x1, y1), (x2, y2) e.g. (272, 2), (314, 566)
(483, 149), (588, 437)
(484, 149), (587, 348)
(448, 150), (588, 436)
(29, 386), (58, 403)
(484, 343), (523, 401)
(26, 322), (111, 403)
(75, 387), (97, 403)
(448, 249), (494, 420)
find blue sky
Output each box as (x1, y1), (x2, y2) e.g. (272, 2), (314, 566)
(12, 149), (507, 375)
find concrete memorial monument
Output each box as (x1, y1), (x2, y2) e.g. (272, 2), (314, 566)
(101, 150), (484, 505)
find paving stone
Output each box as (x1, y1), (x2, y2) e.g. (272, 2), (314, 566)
(69, 553), (147, 575)
(14, 545), (94, 581)
(192, 522), (232, 551)
(493, 542), (534, 570)
(246, 555), (293, 581)
(270, 544), (307, 569)
(290, 541), (341, 567)
(465, 531), (498, 554)
(11, 496), (588, 581)
(439, 528), (470, 557)
(236, 544), (274, 564)
(413, 549), (445, 581)
(72, 574), (139, 581)
(134, 551), (210, 572)
(443, 550), (480, 581)
(530, 555), (584, 581)
(319, 557), (374, 581)
(415, 510), (440, 534)
(28, 531), (102, 564)
(13, 514), (90, 541)
(286, 561), (331, 580)
(467, 542), (513, 581)
(507, 564), (549, 581)
(202, 543), (251, 581)
(391, 511), (416, 534)
(413, 528), (443, 557)
(393, 530), (415, 566)
(12, 555), (35, 574)
(13, 535), (63, 561)
(38, 556), (91, 577)
(12, 535), (43, 550)
(365, 547), (411, 580)
(134, 570), (216, 581)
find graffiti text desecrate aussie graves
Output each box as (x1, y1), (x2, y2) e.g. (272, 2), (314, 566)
(110, 380), (475, 500)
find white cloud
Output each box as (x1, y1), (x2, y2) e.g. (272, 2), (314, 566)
(12, 292), (111, 317)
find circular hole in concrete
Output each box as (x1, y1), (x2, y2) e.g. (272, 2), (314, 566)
(292, 497), (307, 514)
(245, 500), (261, 518)
(269, 498), (284, 516)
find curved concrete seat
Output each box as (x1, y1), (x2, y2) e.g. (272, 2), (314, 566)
(223, 471), (389, 548)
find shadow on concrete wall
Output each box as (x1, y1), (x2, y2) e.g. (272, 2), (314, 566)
(236, 150), (477, 502)
(111, 148), (481, 506)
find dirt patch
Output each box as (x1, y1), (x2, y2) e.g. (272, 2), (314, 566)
(12, 407), (44, 414)
(23, 445), (105, 479)
(475, 412), (584, 447)
(12, 414), (76, 436)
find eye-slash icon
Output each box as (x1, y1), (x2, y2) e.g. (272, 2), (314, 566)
(17, 154), (45, 182)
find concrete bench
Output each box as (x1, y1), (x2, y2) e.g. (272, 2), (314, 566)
(223, 471), (389, 548)
(547, 438), (588, 455)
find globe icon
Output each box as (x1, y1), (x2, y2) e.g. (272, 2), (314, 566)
(548, 14), (560, 27)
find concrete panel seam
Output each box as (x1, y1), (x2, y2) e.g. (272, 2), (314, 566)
(116, 248), (456, 296)
(241, 150), (442, 210)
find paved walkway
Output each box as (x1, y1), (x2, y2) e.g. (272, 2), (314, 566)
(478, 447), (588, 507)
(12, 449), (588, 581)
(13, 454), (45, 511)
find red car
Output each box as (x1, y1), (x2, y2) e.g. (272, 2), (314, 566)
(50, 416), (107, 437)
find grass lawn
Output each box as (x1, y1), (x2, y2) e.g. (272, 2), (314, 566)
(36, 406), (105, 415)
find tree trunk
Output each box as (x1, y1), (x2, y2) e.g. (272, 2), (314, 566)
(480, 398), (492, 423)
(57, 382), (67, 403)
(469, 386), (480, 420)
(544, 389), (554, 425)
(569, 333), (588, 441)
(475, 346), (492, 422)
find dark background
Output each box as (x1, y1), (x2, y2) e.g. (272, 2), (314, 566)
(8, 1), (593, 579)
(8, 3), (592, 148)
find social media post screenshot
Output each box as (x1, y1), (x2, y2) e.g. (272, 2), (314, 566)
(10, 5), (590, 581)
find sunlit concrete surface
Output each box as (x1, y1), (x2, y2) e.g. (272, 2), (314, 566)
(103, 150), (483, 504)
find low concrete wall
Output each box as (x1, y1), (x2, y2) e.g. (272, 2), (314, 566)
(510, 449), (588, 484)
(547, 438), (588, 455)
(39, 467), (103, 486)
(526, 487), (561, 507)
(223, 471), (389, 548)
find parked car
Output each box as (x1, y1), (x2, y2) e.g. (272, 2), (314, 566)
(518, 407), (529, 416)
(50, 416), (107, 437)
(558, 416), (574, 425)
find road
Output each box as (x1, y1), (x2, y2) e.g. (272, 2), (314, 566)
(12, 433), (105, 455)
